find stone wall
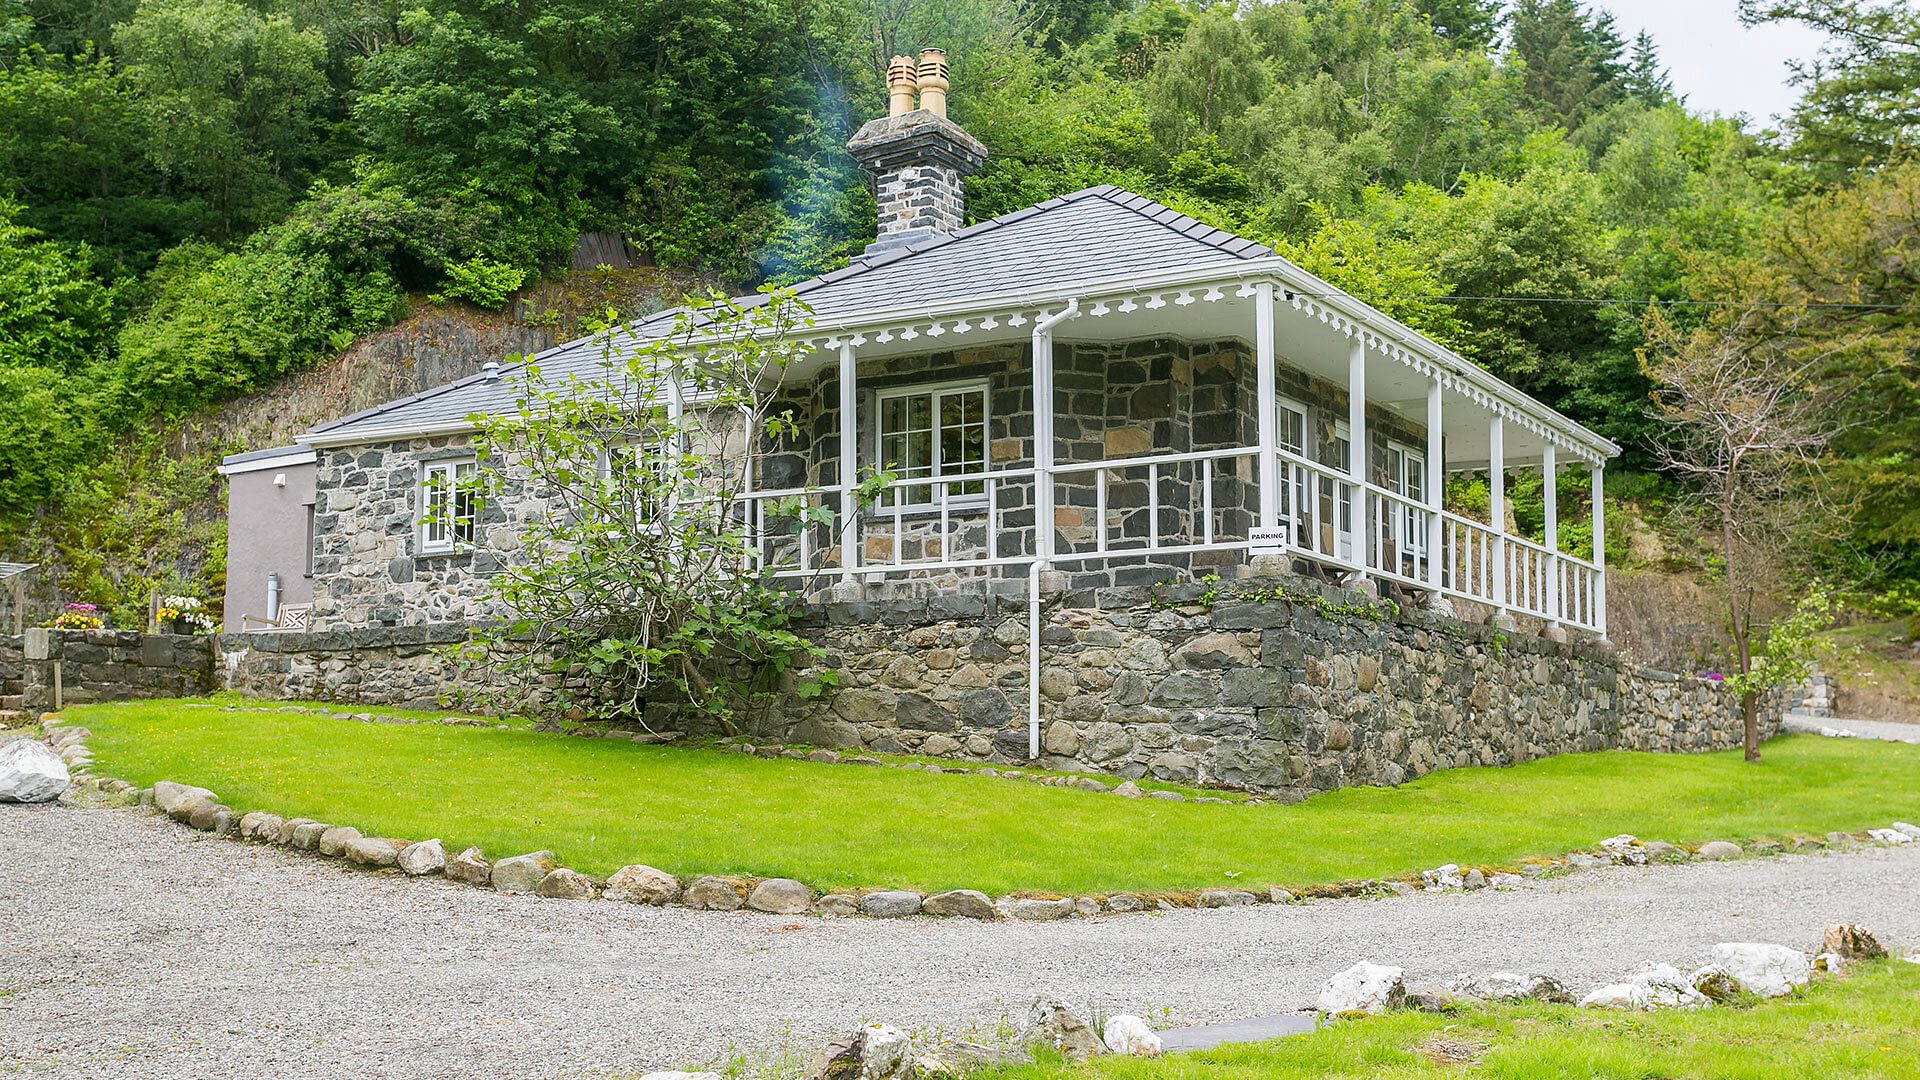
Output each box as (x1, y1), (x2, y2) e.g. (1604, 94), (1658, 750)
(1, 634), (24, 714)
(220, 623), (489, 708)
(217, 571), (1775, 799)
(20, 629), (215, 713)
(307, 433), (549, 631)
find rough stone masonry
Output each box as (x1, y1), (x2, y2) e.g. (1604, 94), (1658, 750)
(220, 573), (1774, 800)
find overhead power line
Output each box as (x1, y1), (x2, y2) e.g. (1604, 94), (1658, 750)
(1295, 292), (1920, 312)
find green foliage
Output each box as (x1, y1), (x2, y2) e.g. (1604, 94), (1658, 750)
(428, 257), (527, 309)
(1743, 0), (1920, 175)
(113, 0), (328, 238)
(112, 231), (400, 418)
(1508, 0), (1630, 129)
(1729, 584), (1834, 698)
(463, 290), (863, 730)
(0, 201), (117, 371)
(0, 49), (193, 268)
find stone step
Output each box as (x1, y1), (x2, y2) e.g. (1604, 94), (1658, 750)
(0, 710), (25, 728)
(0, 694), (21, 711)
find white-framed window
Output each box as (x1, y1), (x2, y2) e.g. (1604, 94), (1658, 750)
(1385, 440), (1429, 568)
(418, 459), (477, 555)
(872, 379), (989, 511)
(1276, 396), (1310, 541)
(598, 438), (676, 531)
(1325, 420), (1355, 560)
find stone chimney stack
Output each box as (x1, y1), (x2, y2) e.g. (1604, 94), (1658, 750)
(847, 48), (987, 253)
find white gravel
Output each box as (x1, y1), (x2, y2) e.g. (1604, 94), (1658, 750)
(3, 802), (1918, 1079)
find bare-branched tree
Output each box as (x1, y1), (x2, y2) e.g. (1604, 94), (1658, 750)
(1641, 285), (1860, 760)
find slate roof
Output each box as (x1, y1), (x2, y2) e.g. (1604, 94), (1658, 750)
(303, 187), (1269, 445)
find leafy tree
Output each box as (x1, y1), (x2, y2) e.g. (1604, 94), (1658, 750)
(1763, 162), (1920, 570)
(114, 0), (329, 238)
(0, 201), (117, 371)
(1358, 137), (1626, 433)
(0, 203), (116, 514)
(1145, 7), (1267, 146)
(1273, 206), (1468, 347)
(0, 49), (192, 267)
(462, 290), (887, 728)
(1741, 0), (1920, 174)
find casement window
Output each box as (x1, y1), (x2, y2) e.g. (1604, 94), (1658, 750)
(1324, 420), (1356, 560)
(1275, 396), (1311, 542)
(1384, 441), (1430, 570)
(872, 380), (988, 510)
(599, 440), (675, 529)
(419, 459), (477, 554)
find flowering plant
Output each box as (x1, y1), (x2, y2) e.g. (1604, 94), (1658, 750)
(48, 603), (104, 630)
(157, 595), (219, 635)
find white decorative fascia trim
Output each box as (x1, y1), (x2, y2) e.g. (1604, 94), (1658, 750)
(216, 451), (317, 476)
(298, 419), (478, 448)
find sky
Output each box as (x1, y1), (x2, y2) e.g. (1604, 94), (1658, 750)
(1589, 1), (1832, 125)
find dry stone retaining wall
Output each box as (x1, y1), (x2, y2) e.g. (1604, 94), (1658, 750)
(20, 629), (215, 713)
(218, 573), (1776, 799)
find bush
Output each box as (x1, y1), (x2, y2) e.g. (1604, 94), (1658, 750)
(429, 257), (528, 309)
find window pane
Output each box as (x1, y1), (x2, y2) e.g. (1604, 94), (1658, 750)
(909, 395), (931, 431)
(1277, 404), (1306, 456)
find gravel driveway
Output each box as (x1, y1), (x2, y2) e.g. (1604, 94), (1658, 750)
(3, 803), (1917, 1080)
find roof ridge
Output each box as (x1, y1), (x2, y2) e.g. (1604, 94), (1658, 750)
(1092, 187), (1273, 261)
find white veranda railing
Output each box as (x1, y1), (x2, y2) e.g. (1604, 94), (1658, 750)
(725, 443), (1603, 632)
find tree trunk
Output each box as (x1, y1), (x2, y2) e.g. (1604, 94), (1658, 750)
(1740, 688), (1760, 763)
(1719, 484), (1759, 763)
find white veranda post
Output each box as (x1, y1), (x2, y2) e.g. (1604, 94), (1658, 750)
(1591, 462), (1607, 638)
(1347, 338), (1367, 576)
(1488, 416), (1505, 612)
(1425, 377), (1443, 592)
(1542, 443), (1558, 624)
(838, 339), (858, 582)
(1255, 282), (1278, 531)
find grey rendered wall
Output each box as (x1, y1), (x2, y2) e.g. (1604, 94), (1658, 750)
(224, 462), (316, 628)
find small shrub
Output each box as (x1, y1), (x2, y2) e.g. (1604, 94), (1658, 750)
(429, 257), (527, 309)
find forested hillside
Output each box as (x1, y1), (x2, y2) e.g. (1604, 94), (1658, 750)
(0, 0), (1915, 666)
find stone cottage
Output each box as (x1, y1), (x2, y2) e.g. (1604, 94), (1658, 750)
(214, 49), (1753, 793)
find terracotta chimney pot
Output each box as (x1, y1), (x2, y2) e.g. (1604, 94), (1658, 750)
(916, 49), (950, 117)
(886, 55), (918, 117)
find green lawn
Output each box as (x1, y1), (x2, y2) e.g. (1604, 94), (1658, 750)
(64, 697), (1920, 895)
(981, 962), (1920, 1080)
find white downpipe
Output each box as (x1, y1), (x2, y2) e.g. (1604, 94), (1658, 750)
(1028, 299), (1080, 760)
